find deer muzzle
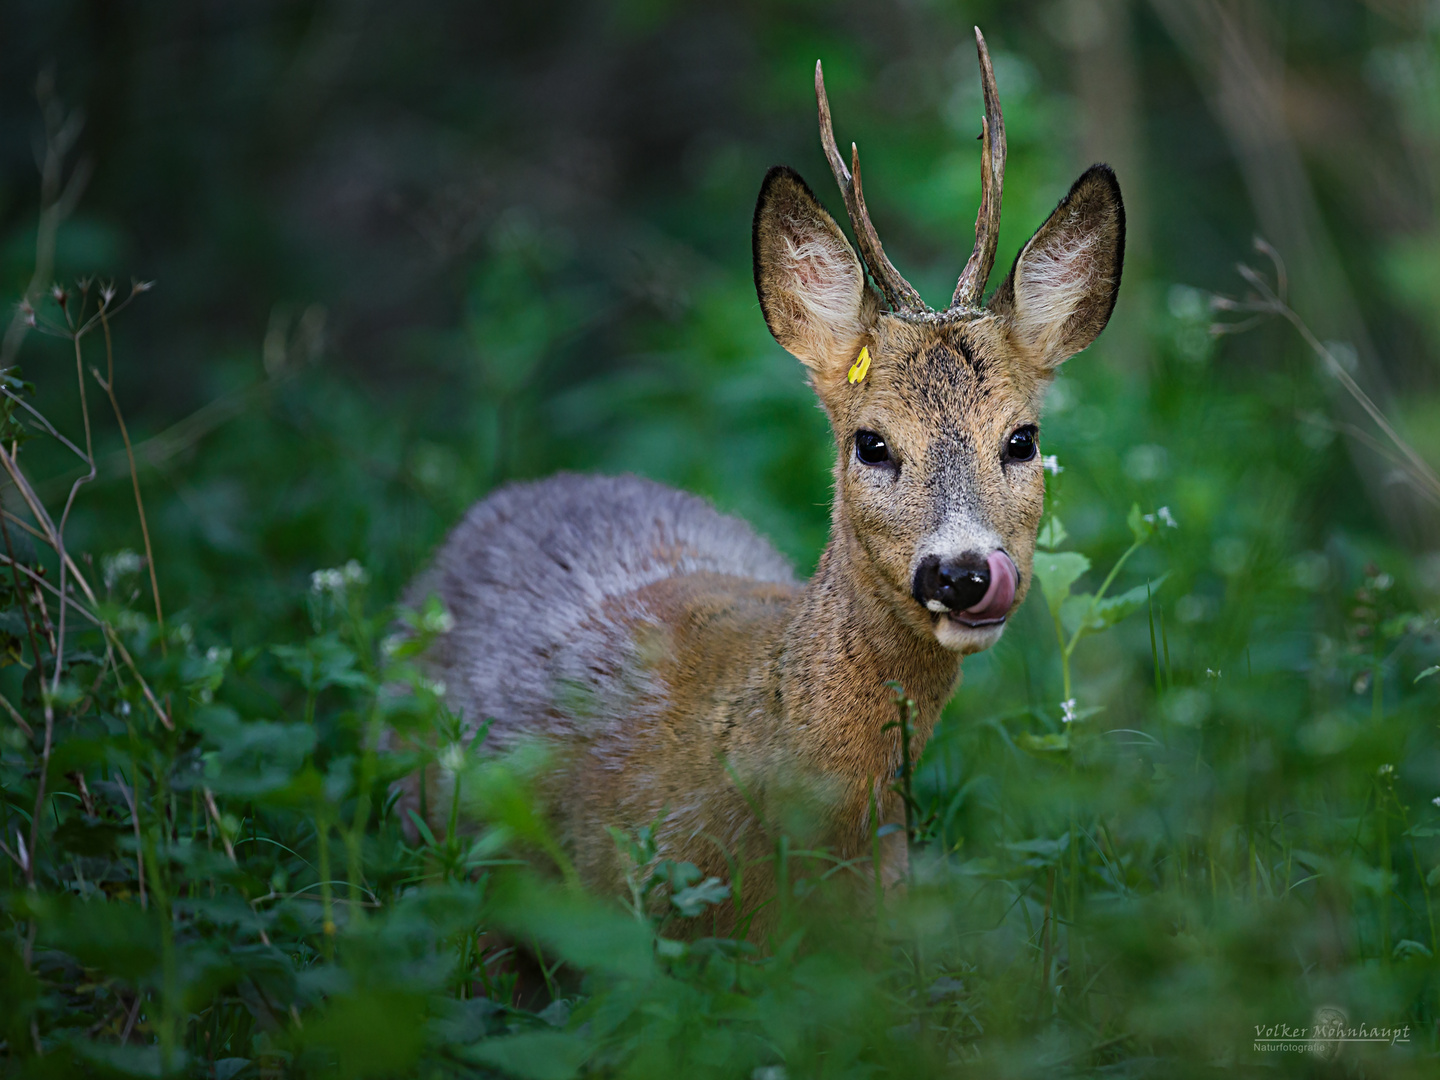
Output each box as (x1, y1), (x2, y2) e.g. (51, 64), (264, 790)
(913, 549), (1017, 627)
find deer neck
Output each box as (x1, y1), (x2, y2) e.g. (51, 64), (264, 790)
(776, 512), (962, 782)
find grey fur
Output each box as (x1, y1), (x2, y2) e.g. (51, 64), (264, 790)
(407, 472), (796, 749)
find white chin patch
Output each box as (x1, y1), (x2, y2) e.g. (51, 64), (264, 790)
(933, 615), (1007, 654)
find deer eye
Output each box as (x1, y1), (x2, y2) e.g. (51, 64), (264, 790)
(854, 429), (891, 466)
(1006, 425), (1038, 462)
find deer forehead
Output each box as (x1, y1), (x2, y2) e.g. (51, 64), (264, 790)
(842, 320), (1042, 448)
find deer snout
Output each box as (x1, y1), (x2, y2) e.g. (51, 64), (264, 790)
(912, 550), (1017, 626)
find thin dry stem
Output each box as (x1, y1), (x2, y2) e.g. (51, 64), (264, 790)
(0, 689), (33, 739)
(113, 769), (147, 910)
(203, 787), (237, 864)
(94, 303), (165, 648)
(0, 834), (23, 873)
(52, 326), (100, 695)
(0, 76), (91, 369)
(0, 509), (42, 740)
(1213, 241), (1440, 507)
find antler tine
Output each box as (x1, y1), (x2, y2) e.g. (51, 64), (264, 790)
(951, 27), (1007, 310)
(815, 61), (927, 314)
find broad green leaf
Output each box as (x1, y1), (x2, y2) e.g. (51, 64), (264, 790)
(1031, 551), (1090, 618)
(69, 1042), (187, 1078)
(653, 859), (702, 890)
(271, 633), (372, 694)
(30, 894), (161, 981)
(1036, 516), (1068, 550)
(488, 873), (655, 979)
(1062, 576), (1169, 637)
(297, 990), (428, 1079)
(1005, 834), (1070, 866)
(197, 706), (316, 798)
(1018, 732), (1070, 754)
(672, 876), (731, 917)
(462, 1031), (588, 1080)
(1393, 938), (1432, 961)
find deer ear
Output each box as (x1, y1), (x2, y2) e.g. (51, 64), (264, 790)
(754, 166), (878, 386)
(991, 164), (1124, 369)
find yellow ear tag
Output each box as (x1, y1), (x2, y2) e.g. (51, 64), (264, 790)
(847, 345), (872, 384)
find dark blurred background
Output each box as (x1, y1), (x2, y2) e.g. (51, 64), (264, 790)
(2, 0), (1438, 635)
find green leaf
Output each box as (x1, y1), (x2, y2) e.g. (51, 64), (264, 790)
(672, 876), (731, 917)
(1428, 866), (1440, 887)
(1062, 576), (1169, 637)
(69, 1041), (188, 1078)
(1127, 502), (1153, 543)
(1416, 665), (1439, 684)
(1393, 938), (1432, 961)
(271, 633), (372, 694)
(1004, 834), (1071, 866)
(198, 706), (316, 798)
(297, 991), (428, 1079)
(30, 894), (161, 981)
(1037, 516), (1069, 550)
(462, 1031), (588, 1080)
(1018, 732), (1070, 754)
(53, 816), (128, 858)
(488, 874), (654, 979)
(1031, 551), (1090, 618)
(653, 859), (702, 890)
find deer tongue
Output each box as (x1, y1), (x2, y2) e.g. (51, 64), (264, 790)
(957, 550), (1017, 625)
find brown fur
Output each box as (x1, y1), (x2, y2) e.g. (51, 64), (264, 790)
(408, 83), (1124, 944)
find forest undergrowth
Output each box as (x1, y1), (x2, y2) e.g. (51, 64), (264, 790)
(2, 106), (1440, 1080)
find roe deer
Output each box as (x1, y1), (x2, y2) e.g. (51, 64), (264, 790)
(406, 28), (1124, 938)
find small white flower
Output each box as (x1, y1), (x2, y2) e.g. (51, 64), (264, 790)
(103, 549), (143, 591)
(1060, 698), (1078, 724)
(421, 607), (455, 634)
(1206, 668), (1221, 679)
(1431, 796), (1440, 809)
(312, 559), (368, 596)
(1373, 572), (1394, 591)
(310, 567), (344, 594)
(420, 677), (447, 698)
(1143, 506), (1179, 529)
(381, 634), (403, 658)
(1378, 763), (1395, 779)
(438, 743), (466, 775)
(1042, 455), (1063, 475)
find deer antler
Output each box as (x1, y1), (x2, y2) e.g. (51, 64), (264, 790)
(815, 27), (1006, 318)
(951, 27), (1006, 310)
(816, 60), (927, 314)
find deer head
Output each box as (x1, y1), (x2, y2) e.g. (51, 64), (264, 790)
(753, 28), (1124, 654)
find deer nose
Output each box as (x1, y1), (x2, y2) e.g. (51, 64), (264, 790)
(912, 550), (1018, 624)
(912, 553), (991, 613)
